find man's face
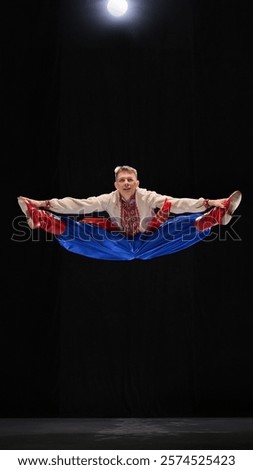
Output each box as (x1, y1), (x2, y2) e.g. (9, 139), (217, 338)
(114, 170), (139, 201)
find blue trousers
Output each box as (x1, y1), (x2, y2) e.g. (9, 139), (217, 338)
(55, 214), (210, 261)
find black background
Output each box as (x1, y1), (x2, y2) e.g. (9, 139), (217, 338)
(3, 0), (252, 418)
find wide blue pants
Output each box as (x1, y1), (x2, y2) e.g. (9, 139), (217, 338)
(55, 214), (210, 261)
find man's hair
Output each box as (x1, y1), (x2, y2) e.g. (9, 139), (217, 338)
(114, 165), (138, 180)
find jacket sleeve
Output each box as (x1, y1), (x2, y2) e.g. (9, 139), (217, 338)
(49, 193), (112, 215)
(168, 196), (206, 214)
(143, 190), (206, 214)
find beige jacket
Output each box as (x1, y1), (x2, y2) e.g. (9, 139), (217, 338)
(49, 188), (206, 232)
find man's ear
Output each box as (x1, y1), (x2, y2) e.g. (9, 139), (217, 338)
(114, 181), (118, 189)
(136, 180), (140, 187)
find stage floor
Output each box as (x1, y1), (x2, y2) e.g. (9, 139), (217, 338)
(0, 417), (252, 449)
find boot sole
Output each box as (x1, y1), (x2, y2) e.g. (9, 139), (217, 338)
(17, 198), (40, 229)
(17, 198), (29, 217)
(221, 190), (242, 225)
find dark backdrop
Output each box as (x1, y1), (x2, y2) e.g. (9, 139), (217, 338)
(3, 0), (252, 417)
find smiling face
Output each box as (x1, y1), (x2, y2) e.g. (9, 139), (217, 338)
(114, 169), (139, 201)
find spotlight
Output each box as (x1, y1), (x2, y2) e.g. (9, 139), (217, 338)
(107, 0), (128, 17)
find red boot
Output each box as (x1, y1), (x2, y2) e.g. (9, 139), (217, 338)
(146, 198), (172, 232)
(195, 190), (242, 232)
(18, 198), (66, 235)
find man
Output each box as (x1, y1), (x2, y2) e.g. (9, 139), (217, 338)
(17, 165), (242, 260)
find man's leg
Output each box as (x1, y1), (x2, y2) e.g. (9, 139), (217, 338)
(18, 198), (66, 235)
(195, 190), (242, 231)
